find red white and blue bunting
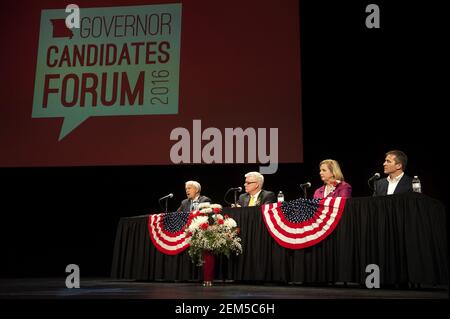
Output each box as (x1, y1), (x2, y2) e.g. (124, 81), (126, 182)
(261, 197), (346, 249)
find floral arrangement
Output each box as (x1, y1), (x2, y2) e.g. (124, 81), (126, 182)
(185, 203), (242, 266)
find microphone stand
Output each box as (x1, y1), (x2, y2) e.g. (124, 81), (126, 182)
(164, 197), (169, 214)
(301, 186), (308, 199)
(158, 197), (170, 214)
(368, 177), (378, 196)
(234, 190), (239, 206)
(224, 188), (241, 206)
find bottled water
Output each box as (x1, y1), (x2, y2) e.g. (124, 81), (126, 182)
(278, 191), (284, 202)
(412, 176), (422, 193)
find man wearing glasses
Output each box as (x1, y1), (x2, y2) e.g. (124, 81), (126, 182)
(236, 172), (276, 207)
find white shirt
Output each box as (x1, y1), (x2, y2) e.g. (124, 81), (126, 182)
(387, 172), (404, 195)
(249, 190), (262, 205)
(190, 196), (200, 210)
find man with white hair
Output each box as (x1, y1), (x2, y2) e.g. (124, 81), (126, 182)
(177, 181), (211, 212)
(236, 172), (276, 207)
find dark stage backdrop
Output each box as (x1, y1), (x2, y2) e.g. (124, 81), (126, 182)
(0, 1), (446, 277)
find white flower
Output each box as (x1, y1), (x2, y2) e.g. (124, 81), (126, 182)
(199, 207), (212, 214)
(210, 204), (222, 210)
(188, 215), (208, 233)
(212, 214), (224, 221)
(197, 202), (211, 209)
(224, 218), (237, 228)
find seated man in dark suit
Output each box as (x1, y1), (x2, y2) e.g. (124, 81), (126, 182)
(373, 150), (413, 196)
(177, 181), (211, 212)
(236, 171), (276, 207)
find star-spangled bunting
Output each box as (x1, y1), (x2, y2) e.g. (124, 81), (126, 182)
(148, 197), (346, 255)
(148, 210), (193, 255)
(261, 197), (346, 249)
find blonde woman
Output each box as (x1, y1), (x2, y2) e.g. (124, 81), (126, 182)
(313, 159), (352, 199)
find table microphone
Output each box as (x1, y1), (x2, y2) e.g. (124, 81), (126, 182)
(300, 182), (311, 189)
(159, 193), (174, 201)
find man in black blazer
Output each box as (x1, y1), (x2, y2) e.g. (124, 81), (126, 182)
(177, 181), (211, 212)
(373, 150), (413, 196)
(236, 171), (276, 207)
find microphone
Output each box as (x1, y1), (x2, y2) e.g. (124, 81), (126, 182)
(300, 182), (311, 189)
(224, 187), (242, 206)
(159, 193), (174, 201)
(300, 182), (311, 199)
(368, 173), (381, 182)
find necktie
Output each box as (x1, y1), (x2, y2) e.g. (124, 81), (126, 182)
(248, 195), (256, 207)
(191, 200), (199, 211)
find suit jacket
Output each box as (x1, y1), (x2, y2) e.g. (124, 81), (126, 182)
(313, 181), (352, 199)
(373, 174), (413, 196)
(237, 190), (276, 207)
(177, 195), (212, 212)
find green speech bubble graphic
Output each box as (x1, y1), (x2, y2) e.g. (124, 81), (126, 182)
(33, 4), (182, 140)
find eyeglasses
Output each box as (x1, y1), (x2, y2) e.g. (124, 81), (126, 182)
(244, 181), (257, 185)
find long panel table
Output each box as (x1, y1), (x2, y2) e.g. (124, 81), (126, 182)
(111, 193), (448, 285)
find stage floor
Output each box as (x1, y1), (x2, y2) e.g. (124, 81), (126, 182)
(0, 278), (448, 299)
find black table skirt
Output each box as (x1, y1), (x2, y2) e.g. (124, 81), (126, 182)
(111, 193), (448, 285)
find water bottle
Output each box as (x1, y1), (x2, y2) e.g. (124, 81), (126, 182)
(412, 176), (422, 193)
(278, 191), (284, 202)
